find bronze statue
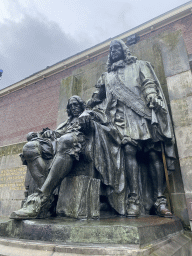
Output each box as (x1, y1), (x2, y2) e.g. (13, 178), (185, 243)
(88, 39), (175, 217)
(10, 95), (124, 219)
(10, 40), (175, 220)
(11, 96), (89, 218)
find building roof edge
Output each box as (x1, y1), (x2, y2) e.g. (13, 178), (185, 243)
(1, 1), (191, 97)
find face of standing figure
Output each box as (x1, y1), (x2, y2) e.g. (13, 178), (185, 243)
(68, 98), (83, 118)
(110, 41), (124, 63)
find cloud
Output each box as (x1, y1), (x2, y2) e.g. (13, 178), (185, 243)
(0, 0), (189, 90)
(0, 12), (92, 90)
(78, 0), (133, 43)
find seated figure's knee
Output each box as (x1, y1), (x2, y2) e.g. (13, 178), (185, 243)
(57, 133), (76, 153)
(23, 141), (42, 161)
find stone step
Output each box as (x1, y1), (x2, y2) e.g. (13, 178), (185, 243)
(0, 237), (148, 255)
(0, 216), (191, 255)
(0, 233), (191, 256)
(0, 216), (183, 247)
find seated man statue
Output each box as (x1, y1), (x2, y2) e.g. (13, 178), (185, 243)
(10, 95), (92, 219)
(10, 95), (125, 219)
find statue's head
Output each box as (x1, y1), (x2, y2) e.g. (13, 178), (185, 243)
(107, 39), (136, 72)
(110, 40), (125, 63)
(67, 95), (86, 118)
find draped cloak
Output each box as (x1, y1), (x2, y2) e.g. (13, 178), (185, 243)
(87, 59), (175, 214)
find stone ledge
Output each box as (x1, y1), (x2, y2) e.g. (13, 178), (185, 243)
(0, 215), (183, 248)
(0, 232), (190, 256)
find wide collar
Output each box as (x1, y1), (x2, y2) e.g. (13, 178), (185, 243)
(110, 60), (125, 72)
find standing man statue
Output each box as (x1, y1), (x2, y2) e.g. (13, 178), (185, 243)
(88, 39), (175, 217)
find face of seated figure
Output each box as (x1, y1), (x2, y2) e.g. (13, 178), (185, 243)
(110, 41), (124, 63)
(68, 98), (83, 117)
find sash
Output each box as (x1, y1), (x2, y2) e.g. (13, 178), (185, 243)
(107, 73), (152, 120)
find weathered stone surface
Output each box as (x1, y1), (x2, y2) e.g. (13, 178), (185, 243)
(179, 157), (192, 194)
(0, 143), (25, 157)
(0, 154), (22, 170)
(57, 175), (100, 219)
(166, 70), (192, 101)
(0, 216), (183, 248)
(170, 96), (192, 128)
(130, 38), (166, 87)
(57, 75), (73, 126)
(57, 57), (107, 125)
(171, 160), (185, 194)
(174, 126), (192, 159)
(150, 233), (192, 256)
(161, 32), (192, 230)
(159, 31), (190, 77)
(0, 233), (190, 256)
(0, 144), (26, 216)
(0, 200), (22, 216)
(0, 187), (24, 200)
(171, 193), (189, 226)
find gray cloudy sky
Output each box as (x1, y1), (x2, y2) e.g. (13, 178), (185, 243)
(0, 0), (190, 90)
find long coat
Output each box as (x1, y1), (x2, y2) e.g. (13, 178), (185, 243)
(88, 59), (175, 214)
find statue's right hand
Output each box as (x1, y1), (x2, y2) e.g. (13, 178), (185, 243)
(42, 130), (54, 138)
(78, 110), (91, 132)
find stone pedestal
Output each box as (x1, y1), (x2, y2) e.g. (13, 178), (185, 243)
(0, 232), (191, 256)
(0, 216), (183, 248)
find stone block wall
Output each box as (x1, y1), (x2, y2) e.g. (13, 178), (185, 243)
(0, 143), (26, 216)
(159, 31), (192, 228)
(140, 14), (192, 55)
(0, 77), (60, 146)
(57, 56), (107, 125)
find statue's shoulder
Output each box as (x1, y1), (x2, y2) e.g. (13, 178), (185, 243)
(135, 60), (154, 71)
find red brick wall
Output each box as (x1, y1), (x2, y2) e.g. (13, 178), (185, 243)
(0, 77), (60, 146)
(0, 53), (108, 146)
(140, 14), (192, 55)
(0, 15), (191, 147)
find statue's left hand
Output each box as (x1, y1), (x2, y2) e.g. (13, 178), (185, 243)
(147, 93), (163, 111)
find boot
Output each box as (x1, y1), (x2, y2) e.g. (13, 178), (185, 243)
(154, 196), (172, 218)
(10, 191), (54, 219)
(126, 194), (140, 217)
